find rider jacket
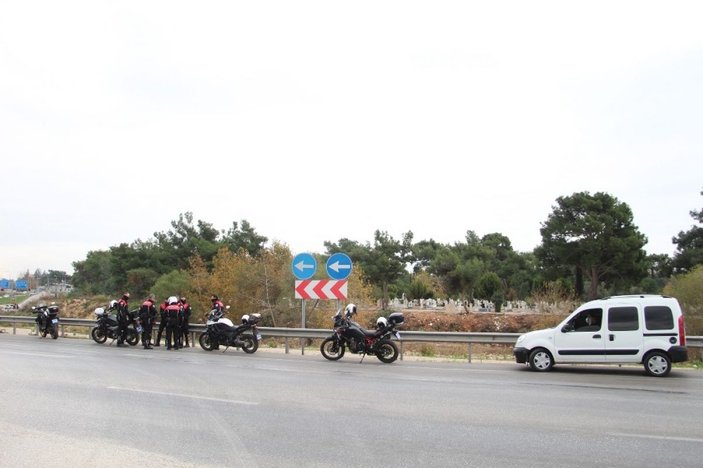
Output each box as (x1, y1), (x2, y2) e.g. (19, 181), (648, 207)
(139, 299), (157, 324)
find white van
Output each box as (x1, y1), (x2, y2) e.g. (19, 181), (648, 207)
(513, 295), (688, 377)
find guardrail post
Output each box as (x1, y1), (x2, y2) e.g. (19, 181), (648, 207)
(285, 338), (289, 354)
(400, 341), (404, 361)
(190, 332), (195, 347)
(301, 338), (305, 355)
(61, 325), (65, 337)
(468, 343), (472, 363)
(13, 320), (16, 335)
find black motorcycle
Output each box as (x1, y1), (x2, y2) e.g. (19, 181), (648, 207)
(320, 308), (404, 363)
(199, 309), (261, 353)
(33, 304), (60, 339)
(90, 302), (140, 346)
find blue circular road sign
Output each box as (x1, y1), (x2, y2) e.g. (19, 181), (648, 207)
(291, 253), (317, 280)
(326, 253), (353, 280)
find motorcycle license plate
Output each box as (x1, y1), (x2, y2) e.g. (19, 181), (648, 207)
(256, 334), (263, 341)
(394, 331), (401, 339)
(52, 319), (58, 324)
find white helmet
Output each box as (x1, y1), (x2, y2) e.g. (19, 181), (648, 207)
(344, 303), (357, 317)
(241, 314), (250, 324)
(168, 296), (179, 305)
(109, 300), (118, 309)
(94, 307), (105, 316)
(376, 316), (388, 329)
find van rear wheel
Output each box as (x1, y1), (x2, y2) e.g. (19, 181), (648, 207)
(644, 351), (671, 377)
(528, 348), (554, 372)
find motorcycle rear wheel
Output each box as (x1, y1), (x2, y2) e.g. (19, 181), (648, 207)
(240, 334), (258, 354)
(91, 327), (107, 344)
(51, 325), (59, 339)
(375, 339), (399, 363)
(126, 330), (139, 346)
(320, 337), (345, 361)
(199, 332), (216, 351)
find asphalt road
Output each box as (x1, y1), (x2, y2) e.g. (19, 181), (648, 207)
(1, 334), (702, 468)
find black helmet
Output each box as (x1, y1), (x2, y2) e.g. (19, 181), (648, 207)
(211, 295), (219, 301)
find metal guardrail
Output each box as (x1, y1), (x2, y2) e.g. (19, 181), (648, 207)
(1, 316), (701, 362)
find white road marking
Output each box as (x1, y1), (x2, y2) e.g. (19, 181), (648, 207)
(107, 386), (259, 405)
(609, 432), (703, 443)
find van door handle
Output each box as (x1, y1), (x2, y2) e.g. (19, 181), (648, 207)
(593, 335), (601, 339)
(609, 334), (615, 341)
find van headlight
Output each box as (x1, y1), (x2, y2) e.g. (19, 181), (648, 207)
(516, 334), (525, 344)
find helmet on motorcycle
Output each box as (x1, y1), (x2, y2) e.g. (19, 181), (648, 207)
(94, 307), (105, 316)
(376, 316), (388, 329)
(241, 314), (250, 324)
(344, 303), (357, 317)
(168, 296), (178, 305)
(109, 300), (118, 309)
(48, 305), (59, 313)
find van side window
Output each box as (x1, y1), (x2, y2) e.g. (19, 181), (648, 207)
(608, 307), (639, 331)
(644, 306), (674, 330)
(572, 308), (602, 331)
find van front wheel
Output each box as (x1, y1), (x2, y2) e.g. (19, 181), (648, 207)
(528, 348), (554, 372)
(644, 351), (671, 377)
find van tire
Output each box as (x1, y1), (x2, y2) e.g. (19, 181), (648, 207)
(528, 348), (554, 372)
(644, 351), (671, 377)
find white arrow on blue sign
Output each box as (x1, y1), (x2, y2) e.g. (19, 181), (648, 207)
(291, 253), (317, 280)
(326, 252), (353, 280)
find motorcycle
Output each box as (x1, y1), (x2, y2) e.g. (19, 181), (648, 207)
(33, 304), (60, 339)
(199, 308), (262, 353)
(90, 301), (140, 346)
(320, 306), (404, 363)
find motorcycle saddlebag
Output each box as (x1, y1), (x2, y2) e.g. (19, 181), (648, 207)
(388, 312), (404, 325)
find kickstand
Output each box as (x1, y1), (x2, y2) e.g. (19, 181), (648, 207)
(359, 352), (367, 364)
(223, 346), (230, 353)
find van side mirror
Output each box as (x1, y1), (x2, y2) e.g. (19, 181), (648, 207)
(561, 323), (574, 333)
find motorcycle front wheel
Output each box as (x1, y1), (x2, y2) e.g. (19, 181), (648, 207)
(40, 326), (47, 338)
(199, 332), (216, 351)
(91, 327), (107, 344)
(375, 339), (399, 363)
(320, 337), (345, 361)
(240, 334), (258, 354)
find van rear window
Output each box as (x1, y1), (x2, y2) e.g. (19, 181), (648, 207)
(608, 307), (639, 331)
(644, 306), (674, 330)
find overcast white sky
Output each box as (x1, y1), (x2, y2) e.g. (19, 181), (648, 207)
(1, 1), (702, 279)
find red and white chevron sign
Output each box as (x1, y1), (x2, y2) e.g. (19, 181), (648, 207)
(295, 280), (348, 300)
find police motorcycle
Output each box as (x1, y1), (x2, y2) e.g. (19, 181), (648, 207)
(198, 306), (262, 353)
(90, 300), (140, 346)
(320, 304), (404, 363)
(33, 303), (60, 339)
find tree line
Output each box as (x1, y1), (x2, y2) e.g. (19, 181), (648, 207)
(60, 190), (702, 324)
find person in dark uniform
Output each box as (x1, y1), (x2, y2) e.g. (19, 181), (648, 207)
(180, 296), (192, 348)
(116, 293), (130, 347)
(154, 298), (169, 346)
(211, 295), (225, 316)
(138, 294), (157, 349)
(165, 296), (182, 350)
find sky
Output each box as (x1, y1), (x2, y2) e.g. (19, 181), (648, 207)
(1, 1), (702, 279)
